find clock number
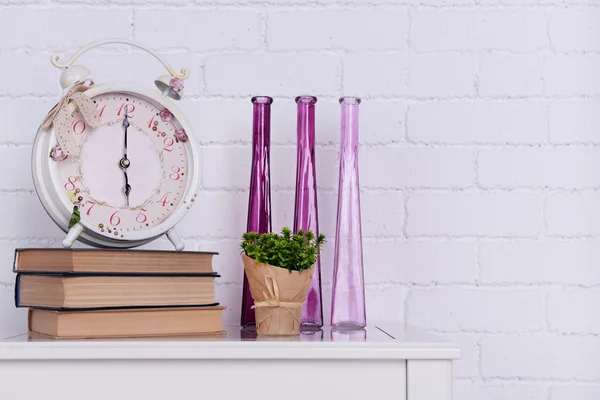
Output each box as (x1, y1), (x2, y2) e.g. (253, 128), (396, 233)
(85, 201), (96, 216)
(72, 120), (86, 135)
(96, 104), (106, 118)
(136, 208), (148, 223)
(109, 211), (121, 226)
(169, 166), (181, 180)
(147, 116), (155, 128)
(161, 137), (174, 155)
(117, 103), (135, 117)
(159, 192), (172, 207)
(64, 176), (79, 191)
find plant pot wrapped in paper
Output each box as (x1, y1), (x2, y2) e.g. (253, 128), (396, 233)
(242, 254), (313, 335)
(240, 228), (325, 336)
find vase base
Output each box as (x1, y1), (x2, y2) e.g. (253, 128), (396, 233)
(332, 322), (366, 330)
(241, 323), (257, 333)
(300, 322), (323, 331)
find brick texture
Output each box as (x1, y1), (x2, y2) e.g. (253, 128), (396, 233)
(205, 54), (340, 96)
(455, 383), (547, 400)
(407, 101), (547, 144)
(406, 192), (543, 237)
(551, 385), (600, 400)
(0, 1), (596, 398)
(550, 100), (600, 144)
(136, 10), (261, 51)
(478, 55), (544, 97)
(478, 147), (600, 189)
(480, 240), (600, 285)
(411, 10), (548, 52)
(482, 335), (600, 380)
(548, 288), (600, 334)
(546, 192), (600, 236)
(343, 53), (406, 97)
(268, 10), (407, 52)
(407, 288), (545, 332)
(544, 55), (600, 96)
(408, 54), (477, 97)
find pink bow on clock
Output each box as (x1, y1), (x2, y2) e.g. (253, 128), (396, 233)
(41, 80), (102, 155)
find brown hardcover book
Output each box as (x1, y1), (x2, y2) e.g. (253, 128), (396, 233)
(26, 331), (228, 342)
(29, 306), (225, 339)
(14, 248), (216, 274)
(16, 274), (217, 310)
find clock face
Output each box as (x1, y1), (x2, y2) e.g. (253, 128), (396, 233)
(54, 92), (190, 240)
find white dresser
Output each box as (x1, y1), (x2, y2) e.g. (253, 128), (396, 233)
(0, 324), (459, 400)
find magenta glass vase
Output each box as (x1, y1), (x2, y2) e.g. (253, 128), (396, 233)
(241, 96), (273, 328)
(294, 95), (323, 329)
(331, 97), (366, 329)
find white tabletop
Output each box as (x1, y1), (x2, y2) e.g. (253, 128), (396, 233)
(0, 323), (460, 361)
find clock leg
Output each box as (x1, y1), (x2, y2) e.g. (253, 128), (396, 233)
(62, 223), (84, 248)
(166, 228), (185, 251)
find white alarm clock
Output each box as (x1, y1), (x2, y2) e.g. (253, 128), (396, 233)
(32, 39), (200, 251)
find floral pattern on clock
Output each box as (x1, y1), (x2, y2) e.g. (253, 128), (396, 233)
(55, 92), (190, 239)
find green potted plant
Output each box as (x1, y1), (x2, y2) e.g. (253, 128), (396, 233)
(241, 227), (325, 335)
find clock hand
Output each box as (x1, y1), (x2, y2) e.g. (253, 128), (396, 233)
(122, 169), (131, 206)
(120, 111), (131, 206)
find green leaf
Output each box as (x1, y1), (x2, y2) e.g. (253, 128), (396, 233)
(68, 206), (81, 229)
(240, 227), (326, 272)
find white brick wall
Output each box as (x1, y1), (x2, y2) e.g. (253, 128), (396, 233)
(550, 100), (600, 144)
(478, 54), (544, 97)
(205, 54), (340, 96)
(455, 383), (547, 400)
(410, 10), (548, 52)
(407, 101), (548, 144)
(478, 147), (600, 189)
(548, 288), (600, 334)
(544, 55), (600, 96)
(136, 10), (262, 51)
(344, 53), (407, 96)
(406, 192), (543, 237)
(546, 192), (600, 236)
(480, 240), (600, 285)
(0, 1), (596, 399)
(407, 288), (546, 332)
(482, 335), (600, 380)
(551, 385), (600, 400)
(267, 10), (408, 52)
(408, 54), (478, 97)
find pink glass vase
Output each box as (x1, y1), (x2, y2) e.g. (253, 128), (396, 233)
(241, 96), (273, 328)
(331, 328), (367, 341)
(331, 97), (366, 329)
(293, 95), (323, 329)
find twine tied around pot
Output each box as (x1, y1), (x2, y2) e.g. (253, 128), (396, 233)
(42, 80), (101, 155)
(251, 276), (303, 317)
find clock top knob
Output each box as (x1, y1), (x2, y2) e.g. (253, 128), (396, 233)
(59, 65), (91, 89)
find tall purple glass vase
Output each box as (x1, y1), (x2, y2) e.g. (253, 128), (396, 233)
(241, 96), (273, 328)
(331, 97), (366, 329)
(294, 95), (323, 329)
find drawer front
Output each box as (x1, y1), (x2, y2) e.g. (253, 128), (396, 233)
(0, 359), (407, 400)
(407, 360), (453, 400)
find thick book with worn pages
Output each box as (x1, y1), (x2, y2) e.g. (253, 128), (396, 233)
(26, 331), (228, 341)
(29, 306), (225, 339)
(13, 248), (217, 274)
(15, 274), (218, 310)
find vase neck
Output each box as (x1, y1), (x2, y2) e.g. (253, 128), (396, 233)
(340, 97), (360, 149)
(252, 97), (272, 148)
(296, 96), (316, 147)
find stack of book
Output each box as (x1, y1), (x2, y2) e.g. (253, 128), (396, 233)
(14, 248), (224, 339)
